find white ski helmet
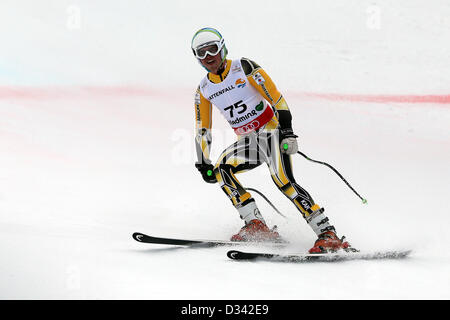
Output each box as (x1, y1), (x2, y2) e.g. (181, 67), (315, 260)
(191, 27), (228, 69)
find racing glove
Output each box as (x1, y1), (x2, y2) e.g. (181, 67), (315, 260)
(279, 128), (298, 155)
(195, 162), (217, 184)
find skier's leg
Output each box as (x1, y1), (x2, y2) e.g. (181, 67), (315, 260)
(259, 131), (336, 236)
(214, 134), (280, 241)
(213, 135), (264, 223)
(259, 130), (352, 251)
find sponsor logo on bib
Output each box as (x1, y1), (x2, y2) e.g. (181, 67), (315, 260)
(236, 120), (260, 135)
(255, 101), (264, 111)
(208, 85), (235, 100)
(235, 78), (246, 89)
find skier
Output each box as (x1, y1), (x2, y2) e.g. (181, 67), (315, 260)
(192, 27), (351, 253)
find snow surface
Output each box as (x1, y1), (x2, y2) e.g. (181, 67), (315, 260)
(0, 0), (449, 299)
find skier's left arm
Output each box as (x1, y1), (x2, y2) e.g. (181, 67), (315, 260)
(242, 58), (298, 154)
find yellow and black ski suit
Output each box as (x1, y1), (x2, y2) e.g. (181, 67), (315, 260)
(194, 58), (333, 234)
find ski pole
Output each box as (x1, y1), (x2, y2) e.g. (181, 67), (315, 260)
(246, 187), (287, 218)
(296, 151), (368, 204)
(207, 168), (286, 217)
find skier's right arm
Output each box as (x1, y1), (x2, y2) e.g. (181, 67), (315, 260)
(194, 87), (216, 183)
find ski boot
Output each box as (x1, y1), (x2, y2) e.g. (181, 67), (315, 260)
(231, 219), (281, 242)
(309, 230), (355, 253)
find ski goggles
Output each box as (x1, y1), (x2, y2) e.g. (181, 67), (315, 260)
(192, 41), (223, 59)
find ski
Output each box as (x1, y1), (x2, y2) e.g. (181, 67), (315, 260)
(132, 232), (287, 248)
(227, 249), (412, 262)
